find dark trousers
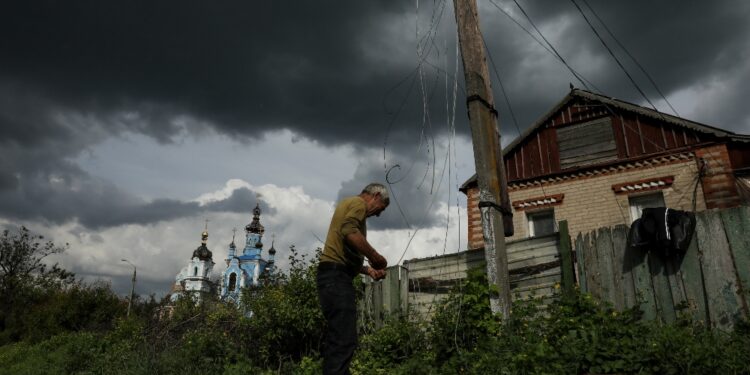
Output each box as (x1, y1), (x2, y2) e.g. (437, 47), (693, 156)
(317, 263), (358, 375)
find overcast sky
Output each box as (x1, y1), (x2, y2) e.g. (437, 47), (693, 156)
(2, 1), (749, 297)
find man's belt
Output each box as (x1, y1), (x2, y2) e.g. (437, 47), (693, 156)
(318, 261), (358, 278)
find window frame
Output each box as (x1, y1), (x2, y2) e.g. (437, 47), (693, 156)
(527, 209), (556, 237)
(628, 191), (666, 223)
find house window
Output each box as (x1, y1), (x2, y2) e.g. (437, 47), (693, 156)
(194, 267), (198, 276)
(628, 192), (665, 223)
(527, 209), (555, 237)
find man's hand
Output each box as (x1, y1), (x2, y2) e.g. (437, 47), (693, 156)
(365, 267), (387, 281)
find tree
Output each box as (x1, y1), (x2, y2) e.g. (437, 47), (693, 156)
(0, 226), (74, 337)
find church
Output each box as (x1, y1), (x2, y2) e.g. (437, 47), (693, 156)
(219, 203), (276, 304)
(170, 203), (276, 303)
(169, 225), (216, 302)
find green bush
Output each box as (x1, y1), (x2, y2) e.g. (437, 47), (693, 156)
(241, 246), (324, 366)
(429, 266), (500, 363)
(0, 332), (101, 375)
(352, 316), (430, 373)
(1, 236), (748, 374)
(352, 267), (750, 374)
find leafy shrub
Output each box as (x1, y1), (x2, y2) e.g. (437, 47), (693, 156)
(429, 266), (500, 363)
(241, 246), (324, 366)
(352, 315), (430, 373)
(1, 236), (748, 374)
(352, 267), (750, 374)
(0, 332), (101, 375)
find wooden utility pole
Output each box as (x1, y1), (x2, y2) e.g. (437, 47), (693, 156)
(453, 0), (513, 317)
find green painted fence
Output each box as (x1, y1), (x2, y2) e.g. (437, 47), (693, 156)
(575, 206), (750, 331)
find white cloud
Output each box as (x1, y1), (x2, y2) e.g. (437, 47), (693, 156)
(12, 129), (477, 298)
(368, 201), (468, 265)
(194, 178), (253, 205)
(26, 182), (334, 297)
(17, 179), (470, 298)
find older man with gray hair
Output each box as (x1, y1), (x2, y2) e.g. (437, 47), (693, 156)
(317, 182), (390, 374)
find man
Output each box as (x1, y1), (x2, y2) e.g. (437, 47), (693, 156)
(317, 182), (390, 375)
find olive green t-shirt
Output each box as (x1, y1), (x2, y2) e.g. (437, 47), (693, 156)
(320, 196), (367, 271)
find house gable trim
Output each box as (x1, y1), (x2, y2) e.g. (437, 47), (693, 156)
(512, 194), (565, 211)
(611, 176), (675, 195)
(508, 152), (694, 192)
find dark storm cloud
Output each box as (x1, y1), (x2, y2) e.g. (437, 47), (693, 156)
(0, 161), (269, 228)
(478, 1), (750, 132)
(2, 1), (750, 230)
(0, 0), (424, 146)
(2, 1), (749, 143)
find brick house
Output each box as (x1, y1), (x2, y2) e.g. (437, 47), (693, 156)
(460, 89), (750, 249)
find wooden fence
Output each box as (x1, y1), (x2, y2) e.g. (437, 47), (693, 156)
(362, 207), (749, 331)
(362, 230), (563, 323)
(575, 206), (750, 331)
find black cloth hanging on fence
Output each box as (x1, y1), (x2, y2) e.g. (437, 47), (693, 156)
(627, 207), (696, 257)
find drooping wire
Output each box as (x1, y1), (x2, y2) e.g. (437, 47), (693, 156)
(487, 0), (603, 94)
(464, 5), (556, 226)
(383, 0), (450, 178)
(569, 0), (662, 115)
(384, 0), (456, 229)
(511, 0), (589, 90)
(488, 1), (715, 220)
(479, 35), (521, 135)
(580, 0), (680, 116)
(386, 165), (413, 230)
(486, 0), (707, 168)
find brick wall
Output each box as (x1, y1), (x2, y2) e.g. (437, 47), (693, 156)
(465, 186), (484, 250)
(695, 144), (742, 209)
(464, 157), (706, 249)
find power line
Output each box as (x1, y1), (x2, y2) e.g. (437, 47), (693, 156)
(569, 0), (663, 116)
(486, 0), (603, 93)
(489, 0), (717, 216)
(487, 0), (714, 174)
(580, 0), (679, 116)
(462, 5), (560, 228)
(511, 0), (589, 90)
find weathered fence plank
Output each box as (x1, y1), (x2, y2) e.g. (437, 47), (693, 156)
(676, 228), (708, 323)
(400, 266), (410, 317)
(382, 266), (404, 315)
(575, 232), (587, 293)
(721, 206), (750, 317)
(612, 225), (635, 309)
(558, 221), (575, 299)
(630, 243), (657, 321)
(664, 252), (688, 318)
(372, 281), (383, 327)
(647, 251), (676, 324)
(582, 232), (602, 298)
(595, 228), (618, 307)
(696, 210), (743, 331)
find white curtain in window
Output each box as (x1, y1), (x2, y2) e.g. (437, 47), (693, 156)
(628, 193), (666, 223)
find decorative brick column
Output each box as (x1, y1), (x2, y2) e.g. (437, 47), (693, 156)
(695, 144), (741, 209)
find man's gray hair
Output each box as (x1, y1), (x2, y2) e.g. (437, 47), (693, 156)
(362, 183), (390, 205)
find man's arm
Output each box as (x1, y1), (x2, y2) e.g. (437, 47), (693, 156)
(344, 231), (387, 270)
